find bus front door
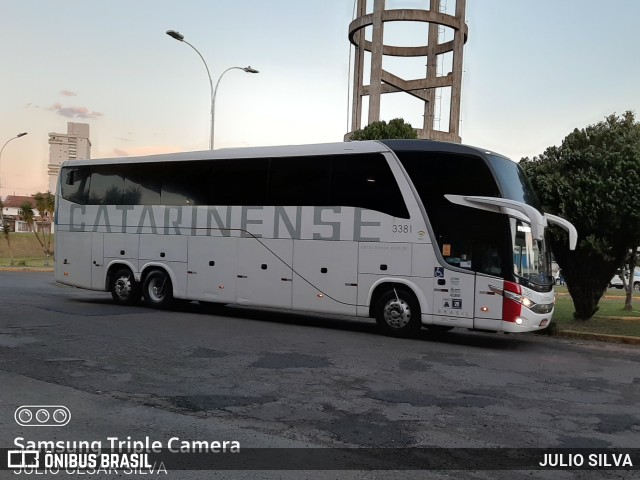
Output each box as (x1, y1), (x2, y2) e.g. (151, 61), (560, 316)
(474, 274), (504, 331)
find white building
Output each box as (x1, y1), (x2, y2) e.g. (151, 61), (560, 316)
(47, 122), (91, 193)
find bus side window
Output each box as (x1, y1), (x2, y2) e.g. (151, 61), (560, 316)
(123, 165), (161, 205)
(87, 168), (124, 205)
(60, 167), (91, 204)
(330, 154), (409, 218)
(267, 156), (330, 206)
(160, 161), (212, 206)
(211, 158), (268, 206)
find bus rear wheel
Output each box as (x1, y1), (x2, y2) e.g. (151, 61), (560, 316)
(110, 268), (140, 306)
(142, 269), (174, 309)
(374, 288), (422, 338)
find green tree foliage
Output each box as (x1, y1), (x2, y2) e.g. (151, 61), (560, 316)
(521, 111), (640, 320)
(351, 118), (417, 140)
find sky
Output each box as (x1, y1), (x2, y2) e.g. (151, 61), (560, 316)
(1, 0), (639, 198)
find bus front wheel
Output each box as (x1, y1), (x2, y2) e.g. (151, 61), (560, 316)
(110, 268), (141, 306)
(142, 269), (174, 309)
(374, 288), (422, 338)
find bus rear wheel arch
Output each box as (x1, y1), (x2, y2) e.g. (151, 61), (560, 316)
(109, 266), (141, 306)
(142, 268), (174, 309)
(373, 285), (422, 338)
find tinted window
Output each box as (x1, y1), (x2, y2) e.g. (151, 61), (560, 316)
(60, 167), (91, 204)
(88, 168), (124, 205)
(487, 155), (541, 209)
(160, 161), (212, 206)
(123, 164), (161, 205)
(211, 158), (268, 205)
(267, 156), (330, 206)
(330, 153), (409, 218)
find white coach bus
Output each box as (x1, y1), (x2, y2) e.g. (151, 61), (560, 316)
(55, 140), (577, 337)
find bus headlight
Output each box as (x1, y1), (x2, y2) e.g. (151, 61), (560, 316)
(490, 285), (554, 314)
(530, 302), (554, 314)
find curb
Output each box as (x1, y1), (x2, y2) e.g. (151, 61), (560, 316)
(556, 329), (640, 345)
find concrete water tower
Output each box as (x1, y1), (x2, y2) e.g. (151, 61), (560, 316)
(348, 0), (468, 142)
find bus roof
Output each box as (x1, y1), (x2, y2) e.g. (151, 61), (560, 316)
(61, 139), (510, 168)
(62, 141), (388, 167)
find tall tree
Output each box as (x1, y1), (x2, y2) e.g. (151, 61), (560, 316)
(33, 192), (55, 264)
(521, 111), (640, 319)
(19, 201), (52, 265)
(0, 198), (14, 265)
(351, 118), (418, 140)
(1, 222), (14, 266)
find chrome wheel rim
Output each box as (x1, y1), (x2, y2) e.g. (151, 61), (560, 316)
(383, 298), (411, 328)
(114, 276), (132, 300)
(148, 277), (166, 302)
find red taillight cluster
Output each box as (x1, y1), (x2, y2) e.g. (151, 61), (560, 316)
(502, 281), (522, 323)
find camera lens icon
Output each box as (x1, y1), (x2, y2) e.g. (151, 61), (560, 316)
(15, 406), (70, 427)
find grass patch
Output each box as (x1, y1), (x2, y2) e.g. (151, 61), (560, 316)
(0, 232), (54, 267)
(553, 286), (640, 338)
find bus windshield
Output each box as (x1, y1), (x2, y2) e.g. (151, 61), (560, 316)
(511, 218), (553, 288)
(486, 155), (541, 209)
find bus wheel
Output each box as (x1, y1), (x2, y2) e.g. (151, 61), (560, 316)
(374, 288), (422, 338)
(142, 270), (174, 309)
(110, 268), (140, 306)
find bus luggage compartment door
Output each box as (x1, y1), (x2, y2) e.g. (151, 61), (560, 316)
(56, 230), (92, 288)
(187, 236), (238, 303)
(292, 240), (358, 315)
(237, 237), (293, 309)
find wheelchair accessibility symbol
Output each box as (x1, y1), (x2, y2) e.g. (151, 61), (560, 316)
(434, 267), (445, 278)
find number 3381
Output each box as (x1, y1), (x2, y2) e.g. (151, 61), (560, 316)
(392, 224), (412, 233)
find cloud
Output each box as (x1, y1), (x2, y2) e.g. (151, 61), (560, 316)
(49, 102), (103, 119)
(60, 90), (77, 96)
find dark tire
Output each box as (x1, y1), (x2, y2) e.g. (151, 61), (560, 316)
(374, 287), (422, 338)
(142, 269), (174, 309)
(110, 268), (141, 306)
(426, 325), (454, 333)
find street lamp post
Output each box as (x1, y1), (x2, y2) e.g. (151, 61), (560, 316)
(165, 30), (258, 150)
(0, 132), (28, 226)
(211, 66), (259, 150)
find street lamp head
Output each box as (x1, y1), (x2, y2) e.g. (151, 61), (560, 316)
(166, 30), (184, 42)
(17, 132), (27, 138)
(243, 66), (259, 74)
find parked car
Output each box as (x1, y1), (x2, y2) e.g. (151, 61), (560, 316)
(609, 268), (640, 291)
